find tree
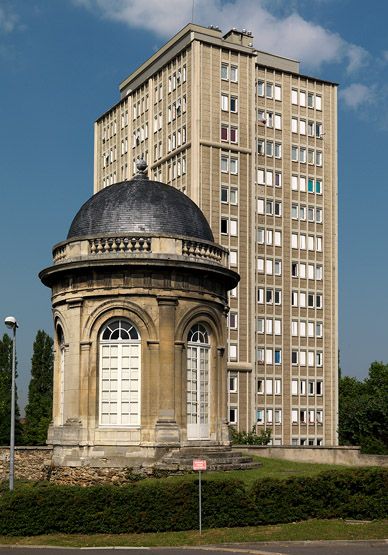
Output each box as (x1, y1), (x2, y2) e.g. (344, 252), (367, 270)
(338, 362), (388, 454)
(23, 330), (54, 445)
(0, 333), (21, 445)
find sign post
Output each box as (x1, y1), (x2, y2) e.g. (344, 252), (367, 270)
(193, 459), (207, 534)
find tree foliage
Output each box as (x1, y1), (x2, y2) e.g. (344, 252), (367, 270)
(0, 333), (21, 445)
(339, 362), (388, 454)
(23, 330), (53, 445)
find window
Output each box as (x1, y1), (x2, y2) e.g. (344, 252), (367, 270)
(230, 65), (238, 82)
(275, 84), (281, 100)
(228, 95), (237, 112)
(221, 63), (228, 80)
(292, 118), (298, 134)
(308, 92), (314, 108)
(229, 374), (238, 392)
(266, 82), (273, 98)
(256, 409), (264, 424)
(316, 95), (322, 111)
(230, 158), (238, 174)
(229, 344), (238, 361)
(292, 379), (298, 396)
(291, 89), (298, 104)
(229, 407), (238, 424)
(99, 319), (141, 426)
(292, 146), (298, 161)
(229, 311), (238, 329)
(257, 81), (264, 96)
(229, 250), (238, 266)
(221, 217), (228, 234)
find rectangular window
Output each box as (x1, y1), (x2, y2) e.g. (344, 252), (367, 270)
(221, 156), (228, 173)
(275, 143), (282, 158)
(308, 178), (314, 193)
(300, 147), (306, 163)
(292, 380), (298, 396)
(316, 95), (322, 111)
(230, 219), (238, 236)
(292, 118), (298, 133)
(300, 120), (306, 135)
(257, 409), (264, 423)
(229, 407), (238, 424)
(229, 344), (238, 361)
(230, 158), (238, 174)
(266, 82), (273, 98)
(221, 94), (228, 111)
(221, 63), (228, 80)
(275, 84), (282, 100)
(292, 89), (298, 104)
(230, 249), (238, 266)
(265, 378), (273, 395)
(229, 311), (238, 329)
(221, 218), (228, 234)
(230, 96), (238, 112)
(274, 319), (281, 336)
(275, 114), (282, 129)
(221, 124), (228, 141)
(229, 374), (238, 392)
(274, 289), (281, 305)
(292, 146), (298, 161)
(257, 80), (264, 96)
(300, 91), (306, 106)
(257, 288), (264, 304)
(308, 92), (314, 108)
(230, 65), (238, 82)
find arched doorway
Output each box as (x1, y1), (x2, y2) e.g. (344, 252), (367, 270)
(187, 323), (210, 440)
(99, 319), (141, 427)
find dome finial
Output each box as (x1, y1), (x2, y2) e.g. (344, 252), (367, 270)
(136, 157), (148, 177)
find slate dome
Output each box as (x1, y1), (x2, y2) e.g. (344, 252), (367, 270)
(67, 172), (214, 242)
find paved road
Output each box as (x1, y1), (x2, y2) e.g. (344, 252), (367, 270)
(0, 541), (387, 555)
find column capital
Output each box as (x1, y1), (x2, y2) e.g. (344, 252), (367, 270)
(156, 296), (179, 306)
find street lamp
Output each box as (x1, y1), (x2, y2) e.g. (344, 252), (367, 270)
(4, 316), (18, 492)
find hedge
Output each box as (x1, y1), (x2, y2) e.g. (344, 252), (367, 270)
(0, 468), (386, 535)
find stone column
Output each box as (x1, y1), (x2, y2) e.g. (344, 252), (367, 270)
(155, 296), (180, 446)
(61, 298), (83, 445)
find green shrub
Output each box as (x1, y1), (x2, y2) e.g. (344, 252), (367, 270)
(0, 468), (386, 535)
(230, 426), (271, 445)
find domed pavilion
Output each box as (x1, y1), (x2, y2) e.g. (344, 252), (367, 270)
(40, 161), (239, 467)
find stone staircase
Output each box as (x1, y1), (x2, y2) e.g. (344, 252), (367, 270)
(153, 445), (261, 473)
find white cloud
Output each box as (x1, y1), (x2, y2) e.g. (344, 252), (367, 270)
(73, 0), (368, 73)
(340, 83), (374, 110)
(0, 5), (18, 34)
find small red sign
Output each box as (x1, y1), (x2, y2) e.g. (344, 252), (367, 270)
(193, 459), (207, 471)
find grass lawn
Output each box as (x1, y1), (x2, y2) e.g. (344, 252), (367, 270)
(134, 456), (355, 488)
(0, 520), (386, 547)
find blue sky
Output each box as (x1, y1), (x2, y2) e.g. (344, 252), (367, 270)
(0, 0), (387, 411)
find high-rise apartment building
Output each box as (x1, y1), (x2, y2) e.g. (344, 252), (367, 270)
(93, 23), (338, 446)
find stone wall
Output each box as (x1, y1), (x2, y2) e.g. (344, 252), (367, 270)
(0, 447), (159, 485)
(233, 445), (388, 467)
(1, 445), (387, 488)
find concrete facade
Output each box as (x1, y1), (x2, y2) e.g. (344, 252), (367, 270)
(93, 24), (338, 446)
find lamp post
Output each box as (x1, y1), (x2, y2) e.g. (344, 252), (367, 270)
(4, 316), (18, 492)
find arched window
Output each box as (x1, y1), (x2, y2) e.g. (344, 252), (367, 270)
(187, 323), (210, 440)
(99, 319), (141, 426)
(57, 325), (65, 425)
